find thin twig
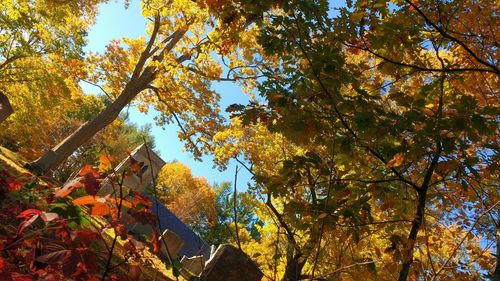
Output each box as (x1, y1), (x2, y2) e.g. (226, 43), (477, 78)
(233, 165), (242, 250)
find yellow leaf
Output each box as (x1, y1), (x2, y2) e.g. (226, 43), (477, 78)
(98, 155), (114, 173)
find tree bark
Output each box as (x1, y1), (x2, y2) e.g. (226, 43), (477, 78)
(282, 253), (306, 281)
(398, 143), (440, 281)
(398, 188), (427, 281)
(27, 23), (187, 175)
(27, 71), (154, 174)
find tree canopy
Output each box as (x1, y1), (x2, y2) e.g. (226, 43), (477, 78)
(0, 0), (498, 280)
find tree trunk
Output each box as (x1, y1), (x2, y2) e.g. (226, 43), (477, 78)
(282, 253), (306, 281)
(398, 189), (427, 281)
(26, 21), (187, 175)
(27, 71), (154, 175)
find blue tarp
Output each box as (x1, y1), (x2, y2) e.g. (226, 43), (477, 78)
(151, 197), (211, 259)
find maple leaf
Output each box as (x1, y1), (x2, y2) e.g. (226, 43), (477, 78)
(79, 165), (100, 196)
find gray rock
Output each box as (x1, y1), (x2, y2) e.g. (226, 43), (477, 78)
(180, 255), (205, 279)
(198, 244), (263, 281)
(159, 229), (185, 259)
(0, 91), (13, 124)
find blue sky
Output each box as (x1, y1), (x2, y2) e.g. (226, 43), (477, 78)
(83, 0), (253, 189)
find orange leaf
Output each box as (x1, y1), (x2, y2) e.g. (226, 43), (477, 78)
(98, 155), (114, 173)
(386, 153), (405, 168)
(115, 199), (133, 209)
(91, 202), (111, 216)
(72, 195), (101, 205)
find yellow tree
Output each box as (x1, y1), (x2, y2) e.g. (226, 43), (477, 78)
(0, 0), (104, 159)
(209, 1), (499, 280)
(28, 0), (272, 174)
(156, 161), (217, 232)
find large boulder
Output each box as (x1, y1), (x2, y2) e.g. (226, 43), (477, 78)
(197, 244), (263, 281)
(0, 91), (13, 124)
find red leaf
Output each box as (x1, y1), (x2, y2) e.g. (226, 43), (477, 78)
(17, 209), (42, 219)
(17, 215), (39, 235)
(5, 177), (22, 191)
(0, 257), (6, 271)
(62, 252), (78, 276)
(151, 230), (160, 254)
(11, 272), (34, 281)
(131, 193), (152, 208)
(36, 243), (70, 265)
(71, 230), (100, 245)
(79, 165), (100, 196)
(76, 247), (98, 274)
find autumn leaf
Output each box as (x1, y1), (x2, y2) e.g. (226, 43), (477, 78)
(98, 155), (114, 173)
(17, 209), (42, 219)
(386, 153), (405, 168)
(71, 230), (100, 244)
(114, 198), (134, 209)
(17, 214), (39, 235)
(435, 160), (460, 174)
(72, 195), (101, 206)
(5, 177), (22, 192)
(55, 177), (84, 198)
(36, 243), (70, 265)
(91, 202), (111, 216)
(79, 165), (100, 196)
(10, 273), (34, 281)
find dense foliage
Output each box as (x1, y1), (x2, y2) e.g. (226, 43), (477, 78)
(0, 0), (498, 280)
